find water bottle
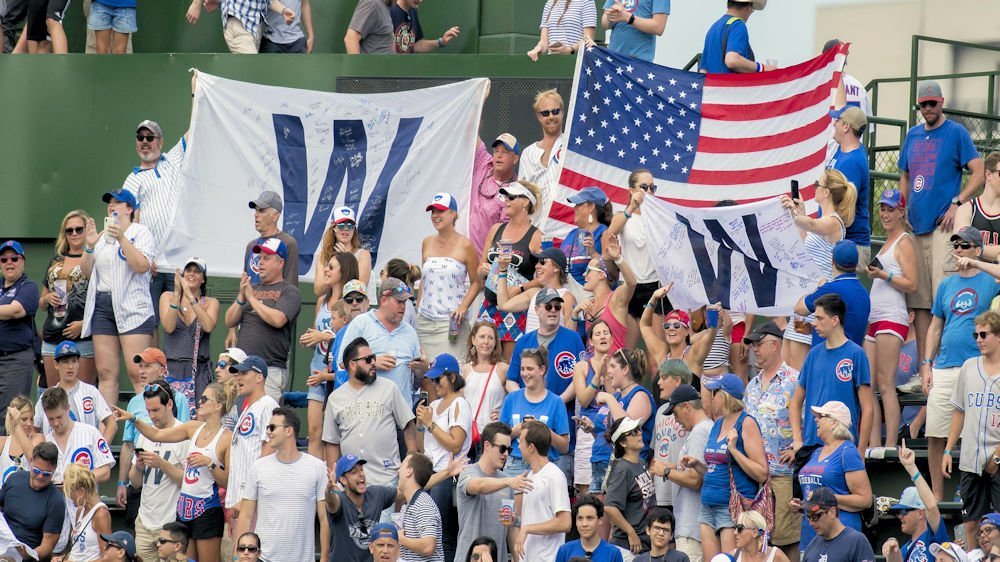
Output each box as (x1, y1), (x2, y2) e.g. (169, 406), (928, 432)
(448, 313), (461, 343)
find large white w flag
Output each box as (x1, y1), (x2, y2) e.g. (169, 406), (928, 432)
(642, 196), (821, 316)
(163, 73), (488, 279)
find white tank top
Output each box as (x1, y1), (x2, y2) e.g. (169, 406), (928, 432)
(181, 424), (224, 501)
(0, 437), (24, 486)
(419, 257), (469, 321)
(69, 502), (108, 562)
(869, 233), (910, 325)
(620, 213), (659, 283)
(736, 546), (779, 562)
(525, 286), (570, 333)
(463, 364), (506, 433)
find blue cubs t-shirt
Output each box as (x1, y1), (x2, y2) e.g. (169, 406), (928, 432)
(901, 515), (949, 562)
(556, 538), (624, 562)
(828, 146), (871, 247)
(700, 14), (751, 74)
(899, 119), (981, 235)
(798, 441), (866, 548)
(499, 389), (570, 461)
(804, 274), (871, 347)
(508, 327), (586, 399)
(931, 271), (1000, 368)
(798, 339), (870, 447)
(603, 0), (670, 62)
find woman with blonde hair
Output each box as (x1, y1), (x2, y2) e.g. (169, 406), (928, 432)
(462, 321), (509, 459)
(780, 169), (858, 369)
(113, 382), (233, 562)
(478, 181), (544, 359)
(40, 209), (97, 387)
(527, 0), (596, 60)
(732, 511), (789, 562)
(57, 464), (112, 562)
(316, 206), (372, 292)
(0, 396), (42, 485)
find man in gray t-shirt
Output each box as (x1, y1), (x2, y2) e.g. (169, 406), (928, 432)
(456, 422), (533, 562)
(345, 0), (394, 54)
(323, 337), (417, 486)
(651, 384), (712, 562)
(326, 454), (397, 562)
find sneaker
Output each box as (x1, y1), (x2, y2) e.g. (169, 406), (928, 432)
(897, 373), (922, 394)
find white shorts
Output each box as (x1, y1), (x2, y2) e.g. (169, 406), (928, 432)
(925, 366), (960, 438)
(574, 428), (594, 486)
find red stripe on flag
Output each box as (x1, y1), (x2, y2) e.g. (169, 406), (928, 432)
(549, 202), (576, 224)
(701, 81), (836, 121)
(703, 44), (848, 88)
(558, 171), (817, 208)
(687, 148), (826, 185)
(697, 115), (832, 153)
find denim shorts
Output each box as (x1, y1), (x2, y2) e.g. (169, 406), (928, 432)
(589, 460), (610, 493)
(306, 381), (329, 402)
(91, 292), (156, 336)
(87, 2), (137, 33)
(42, 340), (95, 357)
(698, 502), (735, 531)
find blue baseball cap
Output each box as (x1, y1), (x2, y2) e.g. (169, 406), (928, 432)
(878, 189), (905, 209)
(567, 187), (609, 206)
(426, 192), (458, 212)
(0, 240), (24, 257)
(252, 237), (288, 260)
(425, 353), (460, 380)
(102, 188), (139, 209)
(370, 522), (399, 543)
(229, 355), (268, 377)
(832, 239), (859, 270)
(704, 373), (745, 400)
(491, 133), (521, 155)
(981, 513), (1000, 528)
(54, 341), (81, 361)
(335, 454), (367, 480)
(100, 531), (137, 558)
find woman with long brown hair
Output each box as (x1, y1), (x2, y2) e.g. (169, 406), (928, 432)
(462, 321), (509, 458)
(315, 206), (372, 293)
(40, 209), (97, 387)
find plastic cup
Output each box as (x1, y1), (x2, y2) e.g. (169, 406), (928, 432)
(499, 239), (513, 258)
(500, 499), (515, 526)
(53, 279), (68, 318)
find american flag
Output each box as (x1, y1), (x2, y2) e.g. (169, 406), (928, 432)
(546, 44), (848, 240)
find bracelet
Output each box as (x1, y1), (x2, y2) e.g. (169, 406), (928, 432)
(169, 304), (179, 310)
(437, 37), (444, 48)
(497, 273), (507, 279)
(84, 246), (94, 254)
(623, 210), (632, 220)
(944, 449), (952, 456)
(190, 299), (198, 306)
(428, 422), (438, 433)
(911, 472), (921, 482)
(235, 298), (247, 306)
(887, 272), (894, 283)
(627, 13), (635, 25)
(756, 62), (763, 72)
(643, 301), (654, 309)
(589, 382), (600, 390)
(117, 481), (128, 487)
(921, 358), (932, 366)
(613, 257), (623, 266)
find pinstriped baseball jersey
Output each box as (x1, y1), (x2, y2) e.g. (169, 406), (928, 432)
(122, 138), (186, 268)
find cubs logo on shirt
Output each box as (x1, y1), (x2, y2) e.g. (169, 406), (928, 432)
(553, 351), (577, 379)
(117, 238), (137, 261)
(71, 447), (94, 469)
(81, 397), (95, 414)
(238, 412), (256, 437)
(835, 359), (854, 382)
(184, 464), (200, 485)
(97, 439), (110, 455)
(951, 288), (978, 316)
(620, 0), (637, 12)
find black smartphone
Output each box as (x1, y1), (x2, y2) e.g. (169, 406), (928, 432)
(134, 448), (145, 454)
(869, 257), (884, 270)
(418, 391), (429, 405)
(790, 179), (800, 201)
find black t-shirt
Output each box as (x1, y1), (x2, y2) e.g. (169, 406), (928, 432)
(389, 4), (423, 53)
(0, 471), (65, 548)
(236, 280), (302, 367)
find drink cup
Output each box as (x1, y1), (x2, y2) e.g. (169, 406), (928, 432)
(53, 279), (68, 318)
(500, 499), (515, 526)
(499, 240), (513, 258)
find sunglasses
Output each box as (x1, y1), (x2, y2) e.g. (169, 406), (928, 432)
(382, 284), (412, 298)
(198, 395), (215, 405)
(265, 424), (289, 432)
(806, 510), (828, 522)
(491, 443), (512, 455)
(735, 524), (760, 534)
(237, 546), (260, 553)
(157, 538), (180, 545)
(543, 302), (562, 312)
(975, 331), (993, 340)
(31, 466), (54, 478)
(335, 222), (356, 231)
(623, 428), (641, 438)
(217, 360), (229, 370)
(586, 265), (606, 275)
(952, 242), (974, 250)
(142, 384), (167, 399)
(0, 256), (21, 264)
(136, 134), (159, 142)
(663, 322), (686, 330)
(352, 354), (376, 364)
(538, 108), (562, 117)
(344, 295), (366, 305)
(638, 183), (657, 193)
(919, 100), (939, 108)
(64, 226), (85, 235)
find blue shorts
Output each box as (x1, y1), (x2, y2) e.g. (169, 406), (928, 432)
(590, 460), (610, 493)
(42, 340), (95, 358)
(87, 2), (137, 33)
(698, 503), (735, 531)
(91, 292), (155, 337)
(306, 381), (329, 402)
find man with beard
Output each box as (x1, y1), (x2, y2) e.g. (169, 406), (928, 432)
(327, 454), (398, 562)
(470, 133), (521, 254)
(520, 89), (565, 229)
(323, 337), (417, 490)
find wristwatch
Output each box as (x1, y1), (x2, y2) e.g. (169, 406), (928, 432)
(952, 196), (962, 206)
(662, 466), (672, 481)
(993, 454), (1000, 466)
